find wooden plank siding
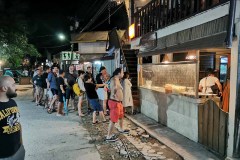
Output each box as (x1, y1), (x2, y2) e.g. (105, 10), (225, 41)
(198, 99), (228, 157)
(213, 105), (220, 151)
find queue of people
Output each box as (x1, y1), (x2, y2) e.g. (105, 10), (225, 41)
(29, 64), (134, 142)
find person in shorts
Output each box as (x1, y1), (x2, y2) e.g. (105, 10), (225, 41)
(77, 70), (86, 117)
(106, 68), (129, 142)
(32, 68), (44, 106)
(96, 66), (110, 115)
(47, 65), (59, 112)
(65, 65), (77, 110)
(57, 70), (66, 116)
(84, 74), (107, 124)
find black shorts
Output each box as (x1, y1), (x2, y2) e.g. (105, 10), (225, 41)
(51, 88), (58, 96)
(66, 88), (75, 99)
(58, 92), (66, 103)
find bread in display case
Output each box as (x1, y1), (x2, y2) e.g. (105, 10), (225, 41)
(139, 62), (198, 96)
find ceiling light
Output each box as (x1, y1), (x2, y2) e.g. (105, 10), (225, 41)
(162, 54), (170, 63)
(186, 51), (196, 60)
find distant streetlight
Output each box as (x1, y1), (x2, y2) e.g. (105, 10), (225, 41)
(58, 33), (66, 41)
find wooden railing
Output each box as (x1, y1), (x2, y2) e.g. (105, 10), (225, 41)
(134, 0), (229, 37)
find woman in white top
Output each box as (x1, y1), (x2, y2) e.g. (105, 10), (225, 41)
(199, 68), (222, 96)
(122, 72), (134, 113)
(77, 70), (86, 117)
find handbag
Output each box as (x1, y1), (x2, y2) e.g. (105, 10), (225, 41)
(205, 77), (219, 95)
(210, 84), (219, 95)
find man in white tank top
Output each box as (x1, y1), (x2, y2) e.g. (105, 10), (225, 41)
(199, 68), (222, 95)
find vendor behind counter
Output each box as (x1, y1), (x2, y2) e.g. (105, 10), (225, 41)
(198, 68), (222, 96)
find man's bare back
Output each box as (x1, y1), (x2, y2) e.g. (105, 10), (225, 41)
(110, 77), (123, 101)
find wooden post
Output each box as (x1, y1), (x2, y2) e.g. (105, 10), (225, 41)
(196, 50), (200, 98)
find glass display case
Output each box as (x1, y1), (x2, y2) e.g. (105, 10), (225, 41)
(139, 62), (198, 97)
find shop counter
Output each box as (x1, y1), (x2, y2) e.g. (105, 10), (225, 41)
(139, 86), (220, 142)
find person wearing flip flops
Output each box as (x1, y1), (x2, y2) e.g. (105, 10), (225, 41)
(84, 74), (107, 124)
(106, 68), (130, 142)
(56, 70), (66, 116)
(77, 70), (86, 117)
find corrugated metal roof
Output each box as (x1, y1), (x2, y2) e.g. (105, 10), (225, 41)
(71, 30), (126, 43)
(71, 31), (109, 43)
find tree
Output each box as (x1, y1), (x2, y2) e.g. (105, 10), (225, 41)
(0, 0), (40, 68)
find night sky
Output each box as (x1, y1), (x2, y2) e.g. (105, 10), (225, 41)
(0, 0), (128, 55)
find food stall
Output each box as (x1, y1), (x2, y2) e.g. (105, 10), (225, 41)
(138, 50), (228, 143)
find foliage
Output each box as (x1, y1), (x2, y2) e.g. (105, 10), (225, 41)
(0, 0), (40, 68)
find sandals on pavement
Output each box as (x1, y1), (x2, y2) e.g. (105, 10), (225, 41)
(47, 108), (53, 114)
(92, 120), (99, 125)
(118, 129), (130, 134)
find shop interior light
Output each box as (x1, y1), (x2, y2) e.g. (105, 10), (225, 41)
(186, 51), (196, 60)
(129, 24), (135, 39)
(84, 62), (90, 65)
(162, 54), (170, 63)
(94, 61), (101, 65)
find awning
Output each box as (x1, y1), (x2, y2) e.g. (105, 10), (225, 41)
(78, 53), (114, 62)
(138, 32), (227, 57)
(138, 16), (228, 57)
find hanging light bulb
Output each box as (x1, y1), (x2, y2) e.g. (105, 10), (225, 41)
(162, 54), (170, 63)
(186, 50), (196, 60)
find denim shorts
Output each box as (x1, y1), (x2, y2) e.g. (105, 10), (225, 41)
(89, 99), (103, 111)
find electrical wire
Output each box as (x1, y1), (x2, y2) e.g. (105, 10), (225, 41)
(89, 2), (125, 31)
(80, 0), (110, 33)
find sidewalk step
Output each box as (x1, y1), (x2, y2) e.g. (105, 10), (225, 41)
(125, 114), (220, 160)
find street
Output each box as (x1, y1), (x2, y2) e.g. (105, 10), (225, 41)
(15, 85), (183, 160)
(16, 85), (101, 160)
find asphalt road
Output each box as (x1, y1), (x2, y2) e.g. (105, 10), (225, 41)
(15, 85), (101, 160)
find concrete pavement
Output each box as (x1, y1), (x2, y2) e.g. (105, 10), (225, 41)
(125, 114), (220, 160)
(15, 85), (101, 160)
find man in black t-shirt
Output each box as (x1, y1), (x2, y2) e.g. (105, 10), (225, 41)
(0, 76), (25, 160)
(84, 74), (107, 124)
(57, 70), (66, 116)
(65, 65), (77, 110)
(32, 69), (44, 106)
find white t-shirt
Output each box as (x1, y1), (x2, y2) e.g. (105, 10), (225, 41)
(199, 76), (219, 93)
(77, 78), (86, 92)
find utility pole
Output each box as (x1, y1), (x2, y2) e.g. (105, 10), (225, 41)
(70, 43), (74, 65)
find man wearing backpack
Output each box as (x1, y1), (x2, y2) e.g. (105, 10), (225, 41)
(65, 65), (77, 110)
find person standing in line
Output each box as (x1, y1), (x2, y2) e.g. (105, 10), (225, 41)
(0, 76), (25, 160)
(42, 66), (51, 95)
(84, 74), (107, 124)
(56, 70), (66, 116)
(122, 72), (134, 114)
(96, 66), (109, 115)
(86, 66), (95, 83)
(106, 68), (129, 142)
(32, 68), (44, 106)
(77, 70), (86, 117)
(31, 65), (42, 102)
(85, 66), (94, 113)
(47, 65), (59, 113)
(65, 65), (77, 110)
